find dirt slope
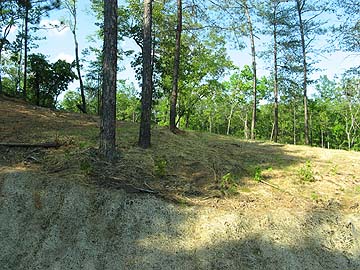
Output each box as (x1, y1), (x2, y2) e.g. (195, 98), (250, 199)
(0, 96), (360, 269)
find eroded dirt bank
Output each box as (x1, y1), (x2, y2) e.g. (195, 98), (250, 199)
(0, 171), (359, 270)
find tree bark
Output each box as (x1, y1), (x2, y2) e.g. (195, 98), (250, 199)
(243, 1), (257, 140)
(169, 0), (182, 132)
(35, 76), (40, 106)
(71, 1), (87, 113)
(100, 0), (118, 160)
(227, 105), (234, 135)
(0, 47), (3, 94)
(244, 114), (249, 139)
(296, 0), (310, 145)
(138, 0), (153, 149)
(185, 111), (190, 128)
(293, 100), (296, 145)
(97, 72), (101, 115)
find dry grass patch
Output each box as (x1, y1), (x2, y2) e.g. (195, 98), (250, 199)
(1, 95), (360, 211)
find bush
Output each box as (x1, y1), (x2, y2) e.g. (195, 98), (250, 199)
(298, 160), (315, 182)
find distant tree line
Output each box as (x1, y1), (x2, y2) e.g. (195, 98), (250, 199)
(0, 0), (359, 157)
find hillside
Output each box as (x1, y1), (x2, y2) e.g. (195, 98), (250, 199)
(0, 96), (360, 269)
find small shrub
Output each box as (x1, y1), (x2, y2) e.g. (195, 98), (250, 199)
(355, 186), (360, 194)
(253, 167), (263, 182)
(78, 141), (91, 149)
(220, 172), (238, 195)
(80, 159), (92, 174)
(310, 192), (319, 201)
(155, 158), (167, 177)
(298, 160), (315, 182)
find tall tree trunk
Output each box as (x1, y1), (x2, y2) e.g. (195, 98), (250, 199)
(138, 0), (153, 149)
(35, 76), (40, 106)
(70, 1), (86, 113)
(227, 105), (234, 135)
(100, 0), (118, 160)
(23, 3), (29, 99)
(169, 0), (182, 132)
(243, 1), (257, 140)
(293, 101), (296, 145)
(74, 34), (86, 113)
(151, 29), (156, 82)
(16, 48), (23, 95)
(185, 111), (190, 128)
(244, 114), (249, 139)
(97, 72), (101, 115)
(273, 4), (279, 143)
(0, 47), (3, 94)
(296, 0), (310, 145)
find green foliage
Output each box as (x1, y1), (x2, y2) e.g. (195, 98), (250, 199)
(80, 159), (91, 174)
(116, 81), (140, 122)
(78, 141), (92, 149)
(310, 192), (319, 201)
(27, 53), (76, 107)
(220, 172), (238, 195)
(1, 0), (360, 153)
(60, 90), (82, 111)
(298, 160), (315, 182)
(335, 0), (360, 52)
(330, 164), (338, 175)
(253, 166), (263, 182)
(154, 158), (167, 178)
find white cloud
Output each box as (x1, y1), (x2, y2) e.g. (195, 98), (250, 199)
(9, 25), (18, 35)
(40, 19), (69, 36)
(54, 53), (74, 63)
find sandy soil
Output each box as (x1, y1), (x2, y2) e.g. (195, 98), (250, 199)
(0, 170), (359, 270)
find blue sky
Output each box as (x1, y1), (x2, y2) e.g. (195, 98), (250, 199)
(9, 0), (359, 99)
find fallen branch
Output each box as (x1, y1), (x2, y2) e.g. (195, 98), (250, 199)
(259, 180), (291, 194)
(102, 176), (158, 194)
(0, 142), (62, 148)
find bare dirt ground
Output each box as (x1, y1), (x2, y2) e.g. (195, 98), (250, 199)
(1, 95), (360, 269)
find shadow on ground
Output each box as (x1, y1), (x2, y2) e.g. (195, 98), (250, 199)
(0, 170), (359, 270)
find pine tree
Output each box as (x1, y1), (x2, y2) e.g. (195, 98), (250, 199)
(100, 0), (118, 160)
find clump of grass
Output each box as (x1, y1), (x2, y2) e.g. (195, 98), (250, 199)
(220, 172), (238, 195)
(355, 186), (360, 194)
(298, 160), (315, 182)
(239, 186), (251, 193)
(330, 164), (338, 175)
(78, 141), (92, 149)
